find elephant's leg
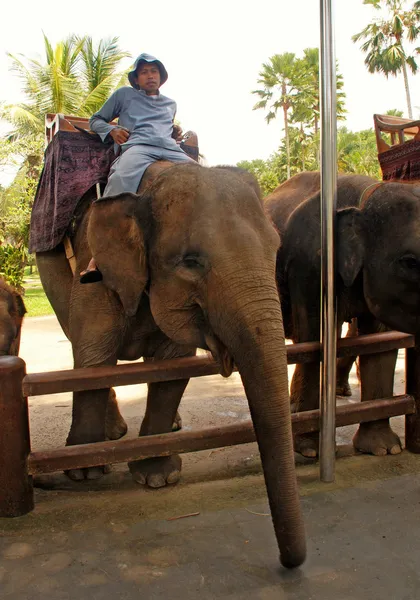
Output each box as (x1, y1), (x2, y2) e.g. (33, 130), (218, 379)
(128, 378), (189, 487)
(336, 319), (357, 397)
(291, 363), (321, 458)
(66, 388), (111, 481)
(66, 282), (127, 480)
(352, 317), (401, 456)
(106, 388), (128, 440)
(289, 271), (322, 458)
(142, 357), (182, 432)
(36, 246), (73, 339)
(129, 344), (194, 488)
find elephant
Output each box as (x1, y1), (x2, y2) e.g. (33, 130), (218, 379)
(36, 162), (306, 568)
(265, 171), (420, 458)
(0, 277), (26, 356)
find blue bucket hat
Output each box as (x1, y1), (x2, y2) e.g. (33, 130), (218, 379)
(128, 53), (168, 89)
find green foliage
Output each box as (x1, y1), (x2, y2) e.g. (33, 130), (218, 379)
(386, 108), (404, 115)
(238, 127), (382, 195)
(0, 244), (27, 290)
(24, 283), (54, 317)
(237, 156), (284, 195)
(337, 127), (381, 177)
(0, 35), (130, 291)
(1, 34), (130, 140)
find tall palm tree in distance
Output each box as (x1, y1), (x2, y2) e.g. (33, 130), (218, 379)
(252, 53), (297, 179)
(292, 47), (347, 137)
(353, 0), (420, 118)
(253, 49), (347, 175)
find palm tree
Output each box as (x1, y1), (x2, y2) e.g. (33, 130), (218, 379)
(252, 53), (297, 179)
(290, 47), (346, 168)
(1, 33), (130, 141)
(76, 36), (131, 116)
(292, 48), (346, 137)
(353, 0), (420, 118)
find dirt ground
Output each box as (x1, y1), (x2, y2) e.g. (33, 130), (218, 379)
(19, 315), (408, 484)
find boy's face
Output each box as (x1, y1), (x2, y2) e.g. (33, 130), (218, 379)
(135, 63), (161, 95)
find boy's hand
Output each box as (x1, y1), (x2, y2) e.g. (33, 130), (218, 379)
(172, 124), (183, 142)
(110, 127), (130, 145)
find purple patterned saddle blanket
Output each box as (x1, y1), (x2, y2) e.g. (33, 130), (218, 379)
(29, 131), (115, 253)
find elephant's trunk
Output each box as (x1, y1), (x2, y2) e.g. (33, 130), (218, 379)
(209, 278), (306, 568)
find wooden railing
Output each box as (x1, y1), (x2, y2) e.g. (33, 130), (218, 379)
(1, 330), (419, 518)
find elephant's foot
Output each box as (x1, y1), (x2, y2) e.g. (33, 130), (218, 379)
(65, 464), (112, 481)
(294, 432), (319, 458)
(66, 428), (111, 481)
(129, 455), (182, 488)
(353, 420), (402, 456)
(336, 380), (352, 397)
(172, 411), (182, 432)
(106, 390), (128, 440)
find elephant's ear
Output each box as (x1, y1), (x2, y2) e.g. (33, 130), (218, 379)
(87, 193), (149, 317)
(337, 207), (365, 287)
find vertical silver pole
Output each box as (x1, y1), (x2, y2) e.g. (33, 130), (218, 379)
(319, 0), (337, 482)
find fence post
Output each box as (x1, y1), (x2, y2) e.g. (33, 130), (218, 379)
(0, 356), (34, 517)
(405, 344), (420, 453)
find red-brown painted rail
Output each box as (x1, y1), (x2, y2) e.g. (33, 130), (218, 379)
(28, 395), (415, 475)
(22, 331), (414, 397)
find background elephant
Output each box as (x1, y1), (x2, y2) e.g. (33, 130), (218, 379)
(265, 171), (420, 458)
(36, 162), (305, 567)
(0, 277), (26, 356)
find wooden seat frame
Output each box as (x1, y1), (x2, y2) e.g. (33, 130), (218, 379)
(374, 113), (420, 154)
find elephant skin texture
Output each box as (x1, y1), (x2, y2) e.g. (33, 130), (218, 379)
(265, 171), (420, 458)
(0, 277), (26, 356)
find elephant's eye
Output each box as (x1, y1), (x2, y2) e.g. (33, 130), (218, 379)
(183, 255), (202, 269)
(399, 255), (420, 270)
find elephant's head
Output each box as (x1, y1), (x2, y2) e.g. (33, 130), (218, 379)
(0, 279), (26, 356)
(338, 181), (420, 334)
(87, 163), (306, 567)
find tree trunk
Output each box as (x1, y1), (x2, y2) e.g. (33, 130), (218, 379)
(283, 105), (291, 180)
(300, 124), (305, 171)
(401, 61), (413, 119)
(282, 83), (291, 180)
(314, 115), (320, 169)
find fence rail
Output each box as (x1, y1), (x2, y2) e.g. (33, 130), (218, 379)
(22, 331), (414, 397)
(0, 330), (419, 519)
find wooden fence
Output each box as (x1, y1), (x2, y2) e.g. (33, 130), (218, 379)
(1, 330), (419, 518)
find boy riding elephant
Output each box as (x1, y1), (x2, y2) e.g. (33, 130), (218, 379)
(81, 52), (195, 282)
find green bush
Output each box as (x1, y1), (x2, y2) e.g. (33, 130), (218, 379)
(0, 243), (27, 290)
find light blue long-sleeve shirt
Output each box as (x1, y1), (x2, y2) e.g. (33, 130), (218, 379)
(89, 86), (180, 152)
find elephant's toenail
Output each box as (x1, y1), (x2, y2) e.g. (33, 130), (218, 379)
(86, 467), (104, 480)
(147, 474), (166, 488)
(167, 471), (181, 484)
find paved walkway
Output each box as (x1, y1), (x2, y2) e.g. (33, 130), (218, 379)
(1, 452), (420, 599)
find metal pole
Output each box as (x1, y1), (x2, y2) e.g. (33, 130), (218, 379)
(319, 0), (337, 482)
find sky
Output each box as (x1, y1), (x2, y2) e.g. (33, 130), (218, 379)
(1, 0), (420, 185)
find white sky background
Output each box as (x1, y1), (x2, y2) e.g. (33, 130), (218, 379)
(1, 0), (420, 185)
